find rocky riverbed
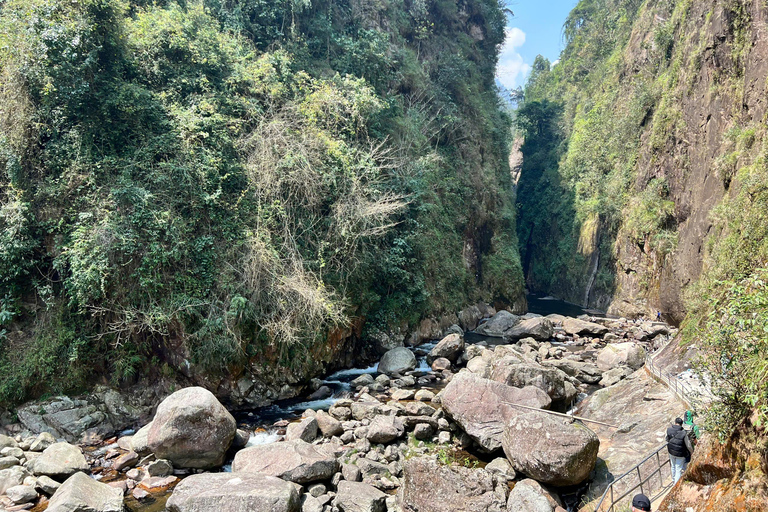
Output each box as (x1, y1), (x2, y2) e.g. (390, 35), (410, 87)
(0, 309), (680, 512)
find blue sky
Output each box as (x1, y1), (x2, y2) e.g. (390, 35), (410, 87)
(496, 0), (580, 89)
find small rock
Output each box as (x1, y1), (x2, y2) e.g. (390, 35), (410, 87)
(28, 433), (56, 453)
(0, 456), (20, 470)
(287, 417), (319, 443)
(35, 475), (60, 495)
(413, 424), (434, 441)
(147, 459), (174, 477)
(132, 487), (150, 500)
(341, 464), (361, 482)
(1, 447), (24, 459)
(390, 389), (414, 401)
(113, 451), (139, 471)
(308, 483), (327, 497)
(437, 431), (451, 444)
(413, 390), (435, 402)
(6, 484), (38, 504)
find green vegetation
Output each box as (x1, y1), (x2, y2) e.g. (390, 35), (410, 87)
(0, 0), (522, 406)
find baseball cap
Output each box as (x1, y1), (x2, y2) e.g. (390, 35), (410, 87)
(632, 493), (651, 511)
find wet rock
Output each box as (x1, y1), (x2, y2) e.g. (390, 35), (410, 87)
(335, 481), (387, 512)
(147, 387), (237, 469)
(315, 410), (344, 438)
(428, 334), (464, 364)
(366, 416), (405, 444)
(378, 348), (417, 376)
(166, 472), (300, 512)
(399, 457), (506, 512)
(232, 439), (338, 484)
(476, 311), (520, 338)
(441, 372), (551, 452)
(352, 374), (375, 388)
(232, 429), (250, 449)
(596, 343), (646, 371)
(287, 417), (319, 443)
(6, 484), (37, 504)
(46, 472), (123, 512)
(505, 479), (563, 512)
(28, 443), (88, 481)
(502, 411), (599, 486)
(308, 386), (333, 401)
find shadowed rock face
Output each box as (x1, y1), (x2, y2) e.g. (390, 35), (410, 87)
(147, 387), (236, 469)
(502, 412), (599, 487)
(398, 457), (507, 512)
(232, 439), (338, 484)
(441, 372), (551, 452)
(166, 473), (300, 512)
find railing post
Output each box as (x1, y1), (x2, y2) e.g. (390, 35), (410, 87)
(637, 466), (644, 495)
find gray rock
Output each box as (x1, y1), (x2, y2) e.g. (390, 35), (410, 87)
(430, 358), (451, 372)
(287, 417), (319, 443)
(147, 459), (173, 477)
(502, 412), (599, 486)
(113, 451), (139, 471)
(315, 410), (344, 438)
(543, 360), (603, 385)
(428, 334), (464, 363)
(562, 318), (609, 336)
(399, 457), (506, 512)
(413, 424), (434, 441)
(476, 311), (520, 337)
(0, 435), (18, 450)
(341, 464), (362, 482)
(596, 343), (646, 371)
(441, 372), (551, 452)
(130, 422), (152, 454)
(6, 484), (37, 504)
(166, 472), (300, 512)
(414, 390), (435, 402)
(147, 387), (237, 469)
(378, 348), (417, 376)
(29, 442), (88, 481)
(599, 366), (634, 387)
(335, 481), (386, 512)
(46, 472), (123, 512)
(366, 416), (405, 444)
(29, 432), (56, 452)
(485, 458), (516, 480)
(302, 495), (324, 512)
(352, 374), (375, 388)
(505, 479), (563, 512)
(0, 455), (20, 469)
(308, 483), (326, 497)
(309, 386), (333, 401)
(504, 317), (554, 341)
(232, 439), (338, 484)
(35, 474), (61, 495)
(1, 446), (23, 459)
(490, 361), (577, 407)
(0, 465), (29, 494)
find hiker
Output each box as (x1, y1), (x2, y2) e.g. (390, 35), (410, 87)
(667, 417), (694, 484)
(632, 493), (652, 511)
(656, 310), (662, 321)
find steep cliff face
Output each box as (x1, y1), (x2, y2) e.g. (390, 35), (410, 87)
(517, 0), (768, 323)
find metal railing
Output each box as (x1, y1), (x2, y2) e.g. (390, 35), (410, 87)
(645, 353), (695, 410)
(585, 443), (672, 512)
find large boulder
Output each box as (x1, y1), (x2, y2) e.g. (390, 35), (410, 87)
(377, 348), (417, 375)
(596, 342), (646, 371)
(561, 318), (608, 336)
(504, 317), (554, 342)
(366, 415), (405, 444)
(399, 457), (507, 512)
(458, 305), (483, 331)
(286, 417), (318, 443)
(428, 333), (464, 363)
(476, 311), (520, 337)
(505, 479), (564, 512)
(232, 439), (338, 484)
(147, 387), (236, 469)
(335, 481), (387, 512)
(166, 473), (300, 512)
(502, 412), (599, 487)
(28, 442), (89, 481)
(441, 372), (551, 452)
(490, 361), (577, 407)
(543, 360), (603, 385)
(46, 472), (123, 512)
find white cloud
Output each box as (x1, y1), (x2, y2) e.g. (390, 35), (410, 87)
(496, 27), (530, 89)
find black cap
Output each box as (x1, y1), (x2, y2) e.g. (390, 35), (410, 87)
(632, 493), (651, 511)
(675, 417), (683, 425)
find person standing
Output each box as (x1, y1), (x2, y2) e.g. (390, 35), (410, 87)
(667, 417), (694, 484)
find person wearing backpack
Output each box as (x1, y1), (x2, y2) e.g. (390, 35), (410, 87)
(667, 417), (694, 484)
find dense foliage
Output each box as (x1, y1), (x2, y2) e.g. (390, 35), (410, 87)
(516, 0), (768, 434)
(0, 0), (522, 405)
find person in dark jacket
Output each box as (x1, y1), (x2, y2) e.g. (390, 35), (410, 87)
(632, 493), (652, 511)
(667, 417), (694, 484)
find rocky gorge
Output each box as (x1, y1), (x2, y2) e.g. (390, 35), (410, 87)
(0, 306), (683, 512)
